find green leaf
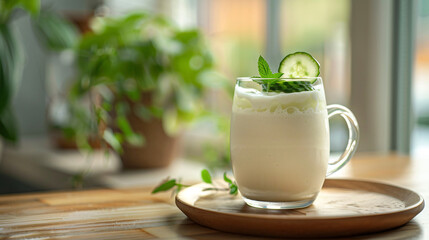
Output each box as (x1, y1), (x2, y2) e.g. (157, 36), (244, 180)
(223, 172), (238, 195)
(127, 133), (145, 146)
(19, 0), (40, 17)
(162, 107), (179, 136)
(0, 26), (12, 114)
(176, 184), (183, 192)
(152, 179), (177, 193)
(113, 132), (124, 143)
(223, 172), (232, 184)
(124, 88), (140, 101)
(150, 106), (163, 118)
(0, 24), (23, 115)
(271, 72), (284, 78)
(0, 24), (23, 141)
(116, 116), (133, 137)
(176, 83), (197, 113)
(61, 126), (76, 139)
(201, 169), (212, 184)
(0, 0), (40, 23)
(0, 106), (18, 142)
(229, 184), (238, 195)
(34, 11), (79, 51)
(257, 55), (284, 79)
(116, 116), (144, 146)
(103, 129), (122, 153)
(258, 55), (272, 78)
(101, 102), (112, 111)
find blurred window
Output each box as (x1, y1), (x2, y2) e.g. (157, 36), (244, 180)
(203, 0), (351, 152)
(412, 0), (429, 155)
(105, 0), (352, 152)
(280, 0), (350, 105)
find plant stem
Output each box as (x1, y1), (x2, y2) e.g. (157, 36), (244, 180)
(202, 187), (229, 192)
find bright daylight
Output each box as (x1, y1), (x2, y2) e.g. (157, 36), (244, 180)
(0, 0), (428, 239)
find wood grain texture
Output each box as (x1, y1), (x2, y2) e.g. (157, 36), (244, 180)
(0, 153), (428, 239)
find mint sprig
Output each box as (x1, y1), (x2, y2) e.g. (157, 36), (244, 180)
(257, 55), (283, 78)
(151, 169), (238, 195)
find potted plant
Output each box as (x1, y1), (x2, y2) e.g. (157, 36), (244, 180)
(33, 10), (97, 150)
(0, 0), (92, 156)
(0, 0), (41, 158)
(68, 12), (229, 169)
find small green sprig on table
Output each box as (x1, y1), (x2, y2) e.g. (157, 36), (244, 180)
(152, 169), (238, 195)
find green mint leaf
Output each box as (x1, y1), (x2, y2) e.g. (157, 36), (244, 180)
(253, 73), (283, 78)
(152, 179), (177, 193)
(257, 56), (285, 79)
(229, 184), (238, 195)
(258, 55), (273, 78)
(271, 72), (284, 78)
(117, 116), (133, 136)
(201, 169), (212, 184)
(223, 172), (233, 184)
(103, 129), (123, 153)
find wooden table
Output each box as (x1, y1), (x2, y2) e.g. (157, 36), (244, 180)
(0, 153), (428, 239)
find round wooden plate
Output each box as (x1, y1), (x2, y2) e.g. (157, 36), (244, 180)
(175, 178), (424, 238)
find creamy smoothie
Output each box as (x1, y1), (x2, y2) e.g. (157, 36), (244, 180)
(230, 80), (330, 202)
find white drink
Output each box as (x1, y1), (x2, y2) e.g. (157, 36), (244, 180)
(230, 82), (330, 202)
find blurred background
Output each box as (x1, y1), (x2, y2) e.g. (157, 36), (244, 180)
(0, 0), (428, 194)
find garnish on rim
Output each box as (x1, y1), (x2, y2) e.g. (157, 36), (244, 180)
(253, 52), (320, 93)
(278, 52), (320, 78)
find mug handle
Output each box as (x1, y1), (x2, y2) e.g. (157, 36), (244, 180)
(326, 104), (360, 176)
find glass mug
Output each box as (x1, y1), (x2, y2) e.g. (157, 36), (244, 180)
(230, 77), (359, 209)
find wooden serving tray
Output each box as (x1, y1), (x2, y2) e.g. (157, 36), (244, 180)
(175, 179), (424, 238)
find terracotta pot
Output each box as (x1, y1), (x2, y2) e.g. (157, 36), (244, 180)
(120, 117), (178, 169)
(50, 130), (102, 150)
(112, 94), (179, 169)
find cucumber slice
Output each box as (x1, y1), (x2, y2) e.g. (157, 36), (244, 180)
(278, 52), (320, 78)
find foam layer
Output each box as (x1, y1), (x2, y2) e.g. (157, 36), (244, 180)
(232, 85), (326, 114)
